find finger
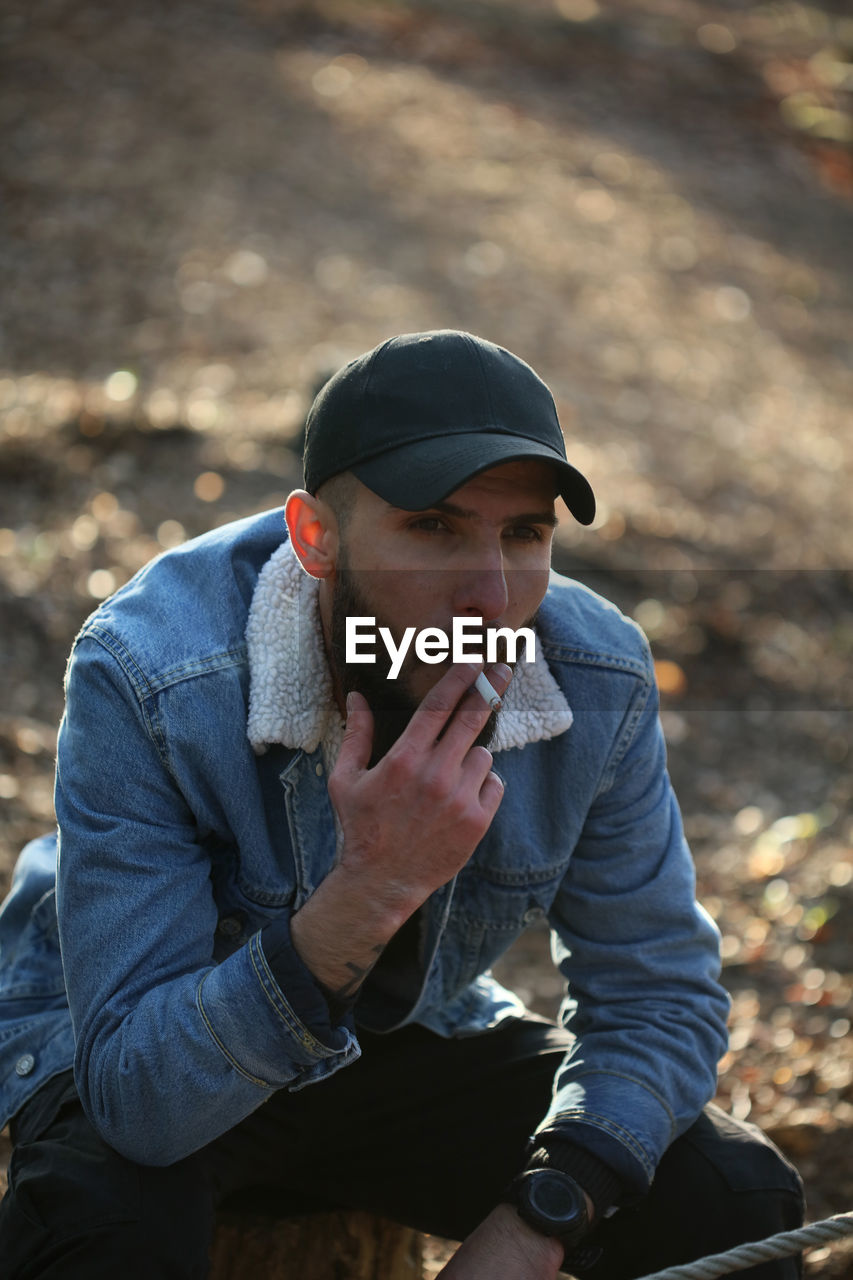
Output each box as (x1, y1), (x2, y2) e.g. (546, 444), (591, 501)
(334, 690), (375, 776)
(436, 662), (512, 765)
(458, 747), (504, 815)
(479, 770), (505, 820)
(402, 662), (485, 751)
(459, 744), (496, 790)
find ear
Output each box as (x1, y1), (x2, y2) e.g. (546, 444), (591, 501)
(284, 490), (338, 579)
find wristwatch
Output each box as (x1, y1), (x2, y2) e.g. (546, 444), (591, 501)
(508, 1167), (591, 1252)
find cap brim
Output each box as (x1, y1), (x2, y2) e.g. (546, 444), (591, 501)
(352, 432), (596, 526)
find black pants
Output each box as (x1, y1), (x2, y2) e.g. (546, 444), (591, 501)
(0, 1020), (804, 1279)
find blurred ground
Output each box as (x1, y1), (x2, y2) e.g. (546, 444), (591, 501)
(1, 0), (852, 1273)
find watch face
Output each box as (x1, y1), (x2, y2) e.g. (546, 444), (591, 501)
(525, 1169), (586, 1228)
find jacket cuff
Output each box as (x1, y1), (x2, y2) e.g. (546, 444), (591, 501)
(260, 915), (352, 1042)
(197, 926), (358, 1091)
(524, 1138), (623, 1216)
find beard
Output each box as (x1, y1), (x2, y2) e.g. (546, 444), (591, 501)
(328, 564), (523, 768)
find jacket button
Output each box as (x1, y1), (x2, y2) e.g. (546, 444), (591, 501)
(15, 1053), (35, 1077)
(216, 916), (242, 938)
(315, 762), (324, 776)
(523, 907), (545, 925)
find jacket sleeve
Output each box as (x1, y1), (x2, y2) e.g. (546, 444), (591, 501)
(55, 631), (359, 1167)
(535, 653), (730, 1195)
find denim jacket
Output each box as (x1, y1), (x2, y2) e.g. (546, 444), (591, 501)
(0, 509), (729, 1193)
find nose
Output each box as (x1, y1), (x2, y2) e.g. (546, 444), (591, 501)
(451, 546), (509, 622)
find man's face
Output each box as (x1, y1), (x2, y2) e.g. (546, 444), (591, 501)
(325, 460), (558, 762)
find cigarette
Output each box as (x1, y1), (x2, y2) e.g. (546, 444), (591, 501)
(474, 671), (502, 711)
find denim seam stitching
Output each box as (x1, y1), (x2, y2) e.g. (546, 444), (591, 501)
(544, 1107), (657, 1180)
(196, 971), (275, 1087)
(595, 650), (655, 796)
(569, 1068), (677, 1127)
(80, 627), (154, 702)
(541, 646), (649, 677)
(144, 648), (247, 693)
(248, 933), (327, 1059)
(82, 625), (246, 695)
(78, 630), (159, 746)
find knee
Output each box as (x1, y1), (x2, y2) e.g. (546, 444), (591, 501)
(654, 1105), (805, 1272)
(1, 1095), (213, 1278)
(583, 1109), (806, 1280)
(685, 1105), (805, 1219)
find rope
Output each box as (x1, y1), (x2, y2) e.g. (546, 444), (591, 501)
(628, 1211), (853, 1280)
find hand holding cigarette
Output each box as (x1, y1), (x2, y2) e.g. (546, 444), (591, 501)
(293, 661), (511, 1006)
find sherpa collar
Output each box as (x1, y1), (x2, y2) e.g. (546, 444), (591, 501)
(245, 541), (574, 756)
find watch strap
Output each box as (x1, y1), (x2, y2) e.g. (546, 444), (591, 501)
(525, 1137), (622, 1218)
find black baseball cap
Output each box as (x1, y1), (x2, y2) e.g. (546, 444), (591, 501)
(303, 329), (596, 524)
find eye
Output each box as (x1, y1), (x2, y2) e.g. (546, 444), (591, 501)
(408, 516), (449, 533)
(506, 525), (544, 542)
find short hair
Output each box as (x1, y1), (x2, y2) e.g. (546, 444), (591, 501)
(316, 471), (359, 536)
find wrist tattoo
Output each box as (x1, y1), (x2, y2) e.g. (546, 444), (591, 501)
(326, 943), (386, 1004)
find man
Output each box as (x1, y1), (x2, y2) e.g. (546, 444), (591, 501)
(0, 330), (802, 1278)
